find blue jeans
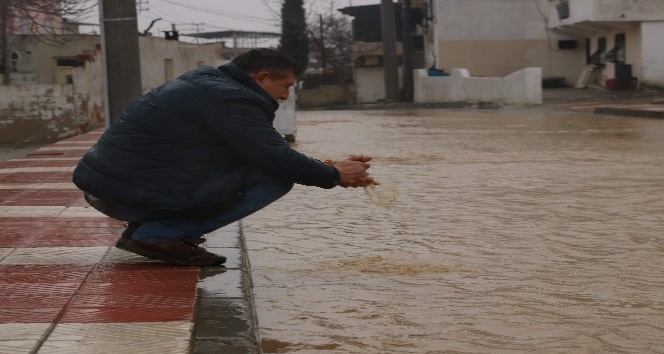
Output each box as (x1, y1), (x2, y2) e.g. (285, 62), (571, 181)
(87, 168), (293, 241)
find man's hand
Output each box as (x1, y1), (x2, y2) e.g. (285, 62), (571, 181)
(332, 155), (376, 188)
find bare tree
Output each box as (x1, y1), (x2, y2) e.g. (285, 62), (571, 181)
(1, 0), (96, 76)
(306, 0), (354, 103)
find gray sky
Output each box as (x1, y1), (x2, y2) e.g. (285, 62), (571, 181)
(85, 0), (379, 36)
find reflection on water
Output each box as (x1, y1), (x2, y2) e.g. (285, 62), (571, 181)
(245, 108), (664, 353)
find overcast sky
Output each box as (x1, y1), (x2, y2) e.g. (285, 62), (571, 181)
(84, 0), (380, 36)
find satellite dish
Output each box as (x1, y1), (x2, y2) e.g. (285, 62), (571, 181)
(10, 51), (20, 61)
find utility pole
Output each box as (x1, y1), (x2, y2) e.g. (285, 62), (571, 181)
(380, 0), (399, 102)
(1, 0), (9, 84)
(319, 14), (325, 70)
(401, 0), (414, 102)
(99, 0), (142, 126)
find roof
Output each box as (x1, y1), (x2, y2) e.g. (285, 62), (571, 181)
(182, 30), (280, 39)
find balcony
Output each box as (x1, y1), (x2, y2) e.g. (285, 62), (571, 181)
(548, 0), (664, 36)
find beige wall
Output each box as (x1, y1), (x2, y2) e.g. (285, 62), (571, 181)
(9, 34), (100, 84)
(1, 35), (229, 144)
(138, 37), (227, 92)
(298, 85), (350, 108)
(435, 39), (584, 86)
(641, 22), (664, 88)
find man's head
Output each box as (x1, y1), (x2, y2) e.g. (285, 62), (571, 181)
(232, 49), (299, 101)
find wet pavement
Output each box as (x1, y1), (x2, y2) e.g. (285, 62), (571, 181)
(0, 133), (259, 354)
(0, 87), (662, 353)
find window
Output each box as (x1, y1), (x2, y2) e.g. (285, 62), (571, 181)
(589, 37), (607, 65)
(556, 1), (570, 20)
(55, 58), (83, 84)
(605, 33), (626, 63)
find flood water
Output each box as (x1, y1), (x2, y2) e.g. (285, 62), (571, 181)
(244, 107), (664, 353)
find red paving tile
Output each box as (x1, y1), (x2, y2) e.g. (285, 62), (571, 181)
(29, 151), (86, 159)
(0, 133), (205, 327)
(0, 283), (82, 297)
(2, 295), (72, 308)
(79, 280), (198, 295)
(23, 234), (118, 247)
(0, 308), (63, 323)
(0, 219), (123, 247)
(0, 189), (82, 206)
(0, 226), (40, 238)
(71, 293), (196, 308)
(88, 263), (200, 284)
(0, 159), (78, 168)
(0, 217), (52, 225)
(62, 133), (102, 142)
(0, 172), (70, 183)
(67, 263), (201, 322)
(48, 219), (123, 228)
(0, 261), (200, 323)
(0, 265), (93, 283)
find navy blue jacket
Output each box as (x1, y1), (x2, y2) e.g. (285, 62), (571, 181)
(73, 63), (339, 217)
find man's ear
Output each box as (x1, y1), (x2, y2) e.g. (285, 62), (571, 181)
(251, 71), (271, 83)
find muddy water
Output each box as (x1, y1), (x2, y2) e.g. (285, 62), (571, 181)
(244, 108), (664, 353)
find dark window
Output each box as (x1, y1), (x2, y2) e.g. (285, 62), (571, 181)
(556, 1), (570, 20)
(605, 33), (626, 63)
(56, 58), (79, 67)
(589, 37), (606, 65)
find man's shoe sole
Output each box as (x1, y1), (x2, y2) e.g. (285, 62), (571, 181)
(118, 240), (226, 266)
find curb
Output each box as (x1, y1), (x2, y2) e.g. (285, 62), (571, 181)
(594, 106), (664, 119)
(191, 221), (262, 354)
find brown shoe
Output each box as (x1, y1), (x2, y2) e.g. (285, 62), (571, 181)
(120, 239), (226, 266)
(115, 222), (142, 251)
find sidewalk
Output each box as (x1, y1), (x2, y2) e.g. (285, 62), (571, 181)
(542, 87), (664, 118)
(0, 130), (260, 354)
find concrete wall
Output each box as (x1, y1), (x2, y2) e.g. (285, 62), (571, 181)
(641, 22), (664, 88)
(298, 85), (350, 108)
(550, 0), (664, 25)
(430, 0), (582, 85)
(0, 49), (104, 145)
(414, 68), (542, 105)
(9, 35), (100, 84)
(139, 37), (227, 92)
(0, 84), (91, 144)
(0, 36), (228, 145)
(355, 67), (403, 104)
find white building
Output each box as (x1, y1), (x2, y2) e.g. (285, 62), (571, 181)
(342, 0), (664, 105)
(546, 0), (664, 89)
(424, 0), (664, 89)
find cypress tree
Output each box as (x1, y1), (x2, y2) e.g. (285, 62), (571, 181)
(279, 0), (309, 74)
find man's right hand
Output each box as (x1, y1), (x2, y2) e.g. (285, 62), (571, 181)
(332, 156), (376, 188)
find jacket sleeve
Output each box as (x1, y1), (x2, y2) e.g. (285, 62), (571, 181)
(200, 97), (339, 189)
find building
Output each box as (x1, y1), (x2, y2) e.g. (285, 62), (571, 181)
(339, 0), (664, 104)
(547, 0), (664, 89)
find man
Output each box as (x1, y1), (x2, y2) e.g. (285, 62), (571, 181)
(73, 49), (374, 266)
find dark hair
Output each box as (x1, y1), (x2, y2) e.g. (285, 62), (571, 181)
(232, 49), (300, 78)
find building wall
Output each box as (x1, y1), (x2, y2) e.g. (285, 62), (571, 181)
(355, 67), (403, 104)
(138, 37), (227, 92)
(430, 0), (583, 85)
(8, 35), (227, 89)
(8, 35), (100, 84)
(0, 35), (229, 144)
(641, 21), (664, 88)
